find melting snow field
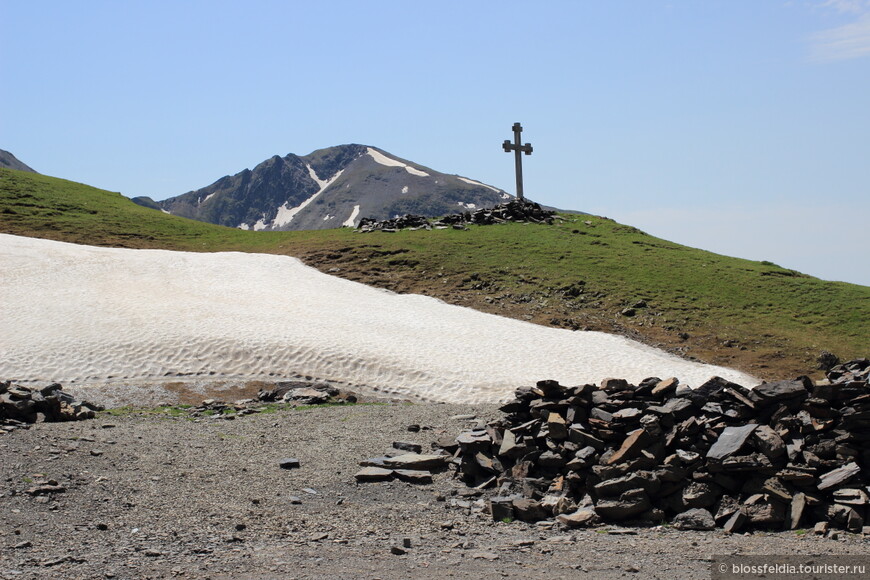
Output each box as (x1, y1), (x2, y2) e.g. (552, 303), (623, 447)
(0, 234), (759, 404)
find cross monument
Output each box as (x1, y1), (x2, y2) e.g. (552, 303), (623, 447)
(502, 122), (533, 201)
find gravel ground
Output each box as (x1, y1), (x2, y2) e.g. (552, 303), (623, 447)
(2, 402), (868, 580)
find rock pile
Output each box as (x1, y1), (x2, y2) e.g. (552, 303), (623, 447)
(188, 383), (360, 419)
(257, 381), (358, 406)
(0, 381), (103, 434)
(441, 359), (870, 533)
(357, 200), (555, 232)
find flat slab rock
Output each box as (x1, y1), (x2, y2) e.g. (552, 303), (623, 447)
(382, 453), (449, 470)
(354, 467), (394, 482)
(706, 424), (757, 460)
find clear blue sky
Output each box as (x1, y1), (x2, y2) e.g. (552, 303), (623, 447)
(2, 0), (868, 285)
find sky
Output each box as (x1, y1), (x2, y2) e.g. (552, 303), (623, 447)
(2, 0), (868, 285)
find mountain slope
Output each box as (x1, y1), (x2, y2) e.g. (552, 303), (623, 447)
(0, 149), (37, 173)
(133, 145), (511, 231)
(1, 167), (867, 381)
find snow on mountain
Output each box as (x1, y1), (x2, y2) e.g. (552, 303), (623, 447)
(134, 144), (511, 231)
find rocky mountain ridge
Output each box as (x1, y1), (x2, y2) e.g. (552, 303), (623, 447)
(133, 144), (512, 231)
(0, 149), (37, 173)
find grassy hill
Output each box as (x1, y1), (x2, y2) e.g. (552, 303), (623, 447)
(2, 167), (867, 380)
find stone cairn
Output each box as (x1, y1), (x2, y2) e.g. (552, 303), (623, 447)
(0, 381), (103, 434)
(438, 359), (869, 533)
(357, 200), (555, 233)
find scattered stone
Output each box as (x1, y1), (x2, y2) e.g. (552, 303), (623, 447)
(26, 484), (66, 496)
(278, 458), (301, 470)
(354, 467), (393, 482)
(393, 469), (433, 484)
(392, 441), (423, 453)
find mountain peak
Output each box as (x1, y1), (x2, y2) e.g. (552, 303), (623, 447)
(144, 145), (511, 231)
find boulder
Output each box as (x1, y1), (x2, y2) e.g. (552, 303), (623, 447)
(673, 508), (716, 531)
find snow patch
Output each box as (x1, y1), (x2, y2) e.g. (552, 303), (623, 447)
(253, 215), (268, 231)
(238, 223), (250, 230)
(0, 234), (760, 406)
(401, 186), (409, 194)
(161, 209), (171, 215)
(342, 205), (361, 227)
(501, 193), (511, 200)
(366, 147), (429, 177)
(458, 177), (500, 193)
(271, 165), (345, 228)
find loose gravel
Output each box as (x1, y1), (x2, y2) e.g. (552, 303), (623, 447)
(1, 402), (868, 580)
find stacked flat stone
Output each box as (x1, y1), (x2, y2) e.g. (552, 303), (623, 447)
(356, 200), (555, 232)
(441, 359), (869, 533)
(0, 381), (102, 433)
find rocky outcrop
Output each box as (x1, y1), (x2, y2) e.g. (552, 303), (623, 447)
(441, 359), (870, 533)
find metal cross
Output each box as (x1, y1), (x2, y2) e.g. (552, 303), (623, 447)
(502, 122), (533, 201)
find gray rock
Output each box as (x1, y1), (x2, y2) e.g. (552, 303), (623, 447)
(682, 482), (718, 508)
(354, 467), (393, 482)
(392, 441), (422, 453)
(672, 508), (716, 531)
(789, 492), (806, 530)
(607, 429), (653, 465)
(750, 379), (809, 406)
(706, 424), (757, 461)
(393, 469), (433, 484)
(383, 453), (450, 470)
(512, 498), (549, 522)
(752, 425), (785, 461)
(594, 489), (651, 521)
(556, 507), (597, 528)
(547, 412), (568, 440)
(490, 496), (517, 521)
(723, 510), (748, 533)
(817, 462), (860, 491)
(832, 488), (869, 506)
(652, 377), (679, 397)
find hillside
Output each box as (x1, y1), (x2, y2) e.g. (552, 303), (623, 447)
(1, 167), (867, 380)
(133, 144), (511, 231)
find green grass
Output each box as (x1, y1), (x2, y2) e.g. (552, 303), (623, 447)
(2, 167), (867, 377)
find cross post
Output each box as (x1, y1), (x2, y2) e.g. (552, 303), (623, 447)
(502, 122), (533, 201)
